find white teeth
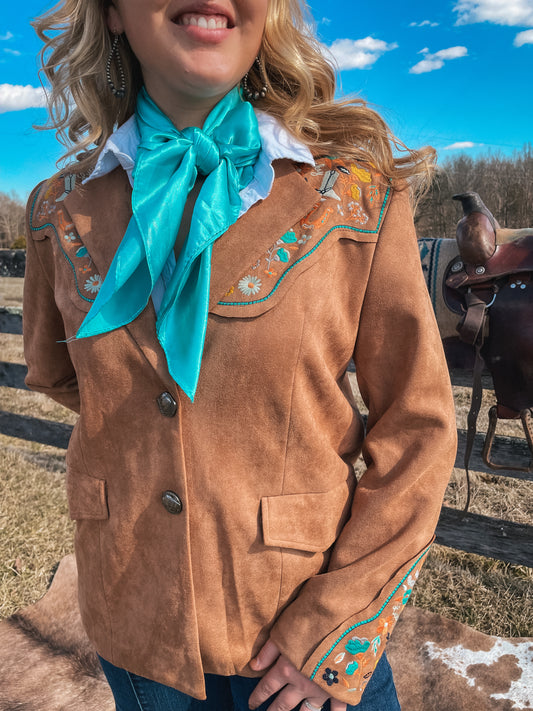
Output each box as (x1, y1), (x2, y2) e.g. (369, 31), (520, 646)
(179, 13), (228, 29)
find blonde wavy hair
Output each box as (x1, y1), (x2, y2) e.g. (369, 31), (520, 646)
(34, 0), (435, 189)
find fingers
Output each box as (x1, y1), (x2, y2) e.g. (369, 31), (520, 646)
(248, 671), (285, 710)
(266, 686), (321, 711)
(248, 655), (289, 709)
(299, 697), (329, 711)
(250, 639), (282, 671)
(249, 653), (330, 711)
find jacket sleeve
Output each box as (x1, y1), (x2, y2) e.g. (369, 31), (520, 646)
(23, 182), (80, 414)
(268, 187), (457, 704)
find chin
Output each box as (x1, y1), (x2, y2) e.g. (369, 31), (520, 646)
(182, 75), (241, 99)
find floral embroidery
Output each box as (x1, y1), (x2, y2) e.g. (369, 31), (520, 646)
(84, 274), (103, 294)
(30, 175), (101, 304)
(322, 669), (339, 686)
(238, 275), (262, 296)
(310, 546), (430, 695)
(347, 202), (369, 225)
(218, 159), (391, 307)
(368, 185), (380, 205)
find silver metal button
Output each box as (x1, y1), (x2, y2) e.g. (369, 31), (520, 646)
(475, 266), (486, 275)
(161, 491), (183, 514)
(157, 392), (177, 417)
(451, 261), (463, 273)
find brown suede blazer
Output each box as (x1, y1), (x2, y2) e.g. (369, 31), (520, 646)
(23, 157), (457, 704)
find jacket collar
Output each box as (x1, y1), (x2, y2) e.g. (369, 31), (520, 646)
(64, 160), (319, 393)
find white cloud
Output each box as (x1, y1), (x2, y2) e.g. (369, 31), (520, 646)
(0, 84), (46, 113)
(0, 31), (14, 41)
(410, 20), (439, 27)
(514, 28), (533, 45)
(320, 17), (332, 26)
(3, 48), (21, 56)
(410, 46), (468, 73)
(444, 141), (477, 149)
(326, 37), (398, 70)
(454, 0), (533, 27)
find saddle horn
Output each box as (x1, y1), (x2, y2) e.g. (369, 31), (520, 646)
(453, 192), (500, 265)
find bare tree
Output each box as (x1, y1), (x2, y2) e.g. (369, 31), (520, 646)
(0, 192), (25, 248)
(415, 144), (533, 239)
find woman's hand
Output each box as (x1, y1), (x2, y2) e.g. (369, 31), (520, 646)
(248, 639), (347, 711)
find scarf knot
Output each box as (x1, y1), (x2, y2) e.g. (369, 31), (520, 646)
(76, 86), (262, 401)
(185, 127), (221, 175)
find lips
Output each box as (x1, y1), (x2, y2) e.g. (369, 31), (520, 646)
(171, 3), (235, 29)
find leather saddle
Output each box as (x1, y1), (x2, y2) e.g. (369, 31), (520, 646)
(443, 193), (533, 495)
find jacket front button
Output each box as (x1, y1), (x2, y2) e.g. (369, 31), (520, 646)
(161, 491), (183, 514)
(157, 392), (177, 417)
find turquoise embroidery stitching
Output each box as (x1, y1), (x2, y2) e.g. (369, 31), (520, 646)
(29, 182), (95, 304)
(309, 545), (430, 681)
(218, 186), (391, 307)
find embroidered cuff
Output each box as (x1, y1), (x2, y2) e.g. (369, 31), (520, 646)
(300, 543), (431, 705)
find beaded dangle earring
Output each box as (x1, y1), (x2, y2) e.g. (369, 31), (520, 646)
(106, 32), (126, 99)
(241, 57), (268, 102)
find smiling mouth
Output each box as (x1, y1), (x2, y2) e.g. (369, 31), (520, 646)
(173, 12), (233, 30)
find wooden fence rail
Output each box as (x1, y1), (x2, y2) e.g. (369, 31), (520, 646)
(1, 301), (532, 567)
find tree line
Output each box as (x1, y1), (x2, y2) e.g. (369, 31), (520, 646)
(415, 144), (533, 239)
(1, 145), (532, 249)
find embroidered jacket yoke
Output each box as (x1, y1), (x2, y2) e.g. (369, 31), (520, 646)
(23, 157), (457, 705)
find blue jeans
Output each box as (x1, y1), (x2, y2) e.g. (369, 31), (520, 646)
(98, 652), (400, 711)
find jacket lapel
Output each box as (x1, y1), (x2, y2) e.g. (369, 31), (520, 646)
(64, 159), (319, 395)
(65, 169), (178, 394)
(208, 159), (319, 309)
(64, 167), (133, 280)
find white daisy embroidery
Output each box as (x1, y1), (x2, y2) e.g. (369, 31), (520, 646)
(84, 274), (103, 294)
(238, 275), (262, 296)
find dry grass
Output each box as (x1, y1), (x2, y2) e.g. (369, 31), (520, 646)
(1, 277), (532, 635)
(0, 447), (74, 617)
(0, 277), (24, 308)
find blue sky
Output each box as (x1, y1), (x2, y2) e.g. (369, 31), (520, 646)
(1, 0), (532, 198)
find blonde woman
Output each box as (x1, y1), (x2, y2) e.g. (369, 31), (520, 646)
(25, 0), (457, 709)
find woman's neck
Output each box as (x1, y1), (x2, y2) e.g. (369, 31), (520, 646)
(143, 78), (231, 130)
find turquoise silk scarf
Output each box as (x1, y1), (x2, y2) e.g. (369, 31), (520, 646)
(77, 87), (261, 401)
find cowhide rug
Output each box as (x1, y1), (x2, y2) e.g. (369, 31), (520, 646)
(0, 555), (531, 710)
(0, 555), (113, 710)
(388, 606), (532, 710)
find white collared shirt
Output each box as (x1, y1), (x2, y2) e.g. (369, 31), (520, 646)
(84, 110), (315, 310)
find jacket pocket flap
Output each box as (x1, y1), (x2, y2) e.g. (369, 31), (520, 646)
(66, 470), (109, 521)
(261, 481), (352, 553)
